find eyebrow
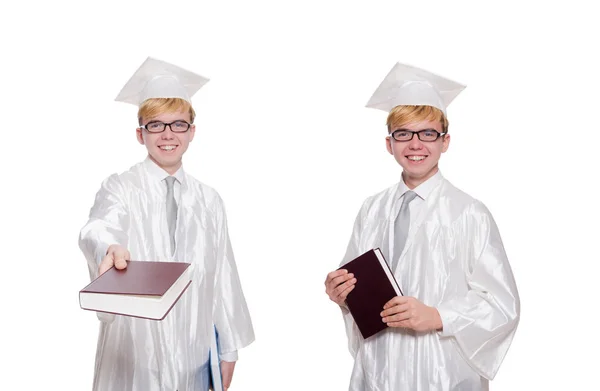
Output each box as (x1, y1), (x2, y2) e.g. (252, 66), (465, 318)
(146, 119), (189, 123)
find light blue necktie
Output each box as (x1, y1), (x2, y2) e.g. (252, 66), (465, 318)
(392, 191), (418, 270)
(165, 176), (177, 254)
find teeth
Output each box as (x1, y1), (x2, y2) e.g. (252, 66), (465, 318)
(408, 156), (425, 161)
(160, 146), (176, 151)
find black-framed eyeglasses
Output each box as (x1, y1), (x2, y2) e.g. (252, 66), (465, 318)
(140, 120), (192, 133)
(388, 128), (447, 142)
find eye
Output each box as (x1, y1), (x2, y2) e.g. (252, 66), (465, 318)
(423, 130), (437, 137)
(147, 122), (164, 130)
(173, 121), (188, 129)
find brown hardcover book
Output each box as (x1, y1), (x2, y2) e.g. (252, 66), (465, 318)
(79, 260), (192, 321)
(338, 248), (402, 339)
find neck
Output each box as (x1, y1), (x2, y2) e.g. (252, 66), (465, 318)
(402, 165), (438, 189)
(149, 155), (182, 175)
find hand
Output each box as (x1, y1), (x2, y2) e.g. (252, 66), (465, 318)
(221, 360), (236, 390)
(381, 296), (442, 332)
(99, 244), (130, 275)
(325, 269), (357, 306)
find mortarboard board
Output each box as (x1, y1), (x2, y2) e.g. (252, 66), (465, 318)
(115, 57), (210, 106)
(365, 62), (466, 115)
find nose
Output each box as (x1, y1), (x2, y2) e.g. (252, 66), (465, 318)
(408, 133), (424, 149)
(161, 126), (175, 139)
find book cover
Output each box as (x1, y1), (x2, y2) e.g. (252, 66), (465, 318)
(81, 260), (190, 295)
(79, 260), (192, 320)
(338, 248), (402, 339)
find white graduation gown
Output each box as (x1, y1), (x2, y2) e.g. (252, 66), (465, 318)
(79, 159), (255, 391)
(340, 174), (520, 391)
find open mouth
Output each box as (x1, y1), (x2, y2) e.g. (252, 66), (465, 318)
(159, 145), (178, 153)
(406, 155), (427, 163)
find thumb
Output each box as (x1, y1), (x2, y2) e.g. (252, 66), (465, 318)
(114, 248), (129, 270)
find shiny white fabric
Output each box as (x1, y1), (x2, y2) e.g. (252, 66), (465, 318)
(340, 173), (520, 391)
(79, 158), (254, 391)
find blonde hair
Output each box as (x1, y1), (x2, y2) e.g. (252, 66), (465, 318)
(386, 105), (448, 133)
(138, 98), (196, 125)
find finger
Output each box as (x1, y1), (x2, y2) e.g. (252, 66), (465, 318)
(337, 283), (356, 301)
(380, 303), (410, 317)
(383, 296), (409, 309)
(114, 249), (128, 270)
(333, 277), (357, 297)
(329, 273), (354, 289)
(98, 254), (115, 275)
(326, 269), (348, 283)
(327, 275), (354, 298)
(382, 310), (411, 323)
(325, 274), (354, 296)
(326, 271), (352, 289)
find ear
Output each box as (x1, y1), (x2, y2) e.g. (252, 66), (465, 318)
(441, 134), (451, 153)
(188, 124), (196, 142)
(136, 128), (144, 145)
(386, 136), (394, 155)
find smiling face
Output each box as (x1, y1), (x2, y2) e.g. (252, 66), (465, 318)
(136, 98), (196, 175)
(385, 105), (450, 189)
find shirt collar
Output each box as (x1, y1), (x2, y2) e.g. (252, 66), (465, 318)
(143, 156), (185, 184)
(397, 170), (443, 201)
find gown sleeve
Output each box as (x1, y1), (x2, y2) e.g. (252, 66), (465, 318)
(78, 174), (130, 323)
(212, 195), (255, 359)
(436, 201), (520, 380)
(339, 200), (369, 358)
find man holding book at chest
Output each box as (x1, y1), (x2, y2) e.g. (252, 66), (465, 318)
(324, 62), (520, 391)
(79, 57), (254, 391)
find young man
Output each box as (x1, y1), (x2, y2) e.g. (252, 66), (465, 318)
(79, 57), (255, 391)
(325, 62), (520, 390)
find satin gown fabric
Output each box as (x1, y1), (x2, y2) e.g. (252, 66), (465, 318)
(79, 158), (254, 391)
(340, 173), (520, 391)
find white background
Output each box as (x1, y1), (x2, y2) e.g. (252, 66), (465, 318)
(1, 0), (598, 389)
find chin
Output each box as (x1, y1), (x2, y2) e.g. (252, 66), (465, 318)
(150, 153), (181, 167)
(401, 162), (431, 175)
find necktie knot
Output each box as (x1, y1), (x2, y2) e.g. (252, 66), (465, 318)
(401, 191), (418, 207)
(165, 176), (177, 189)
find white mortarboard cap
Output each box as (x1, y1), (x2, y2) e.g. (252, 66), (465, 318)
(115, 57), (210, 106)
(365, 62), (466, 115)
